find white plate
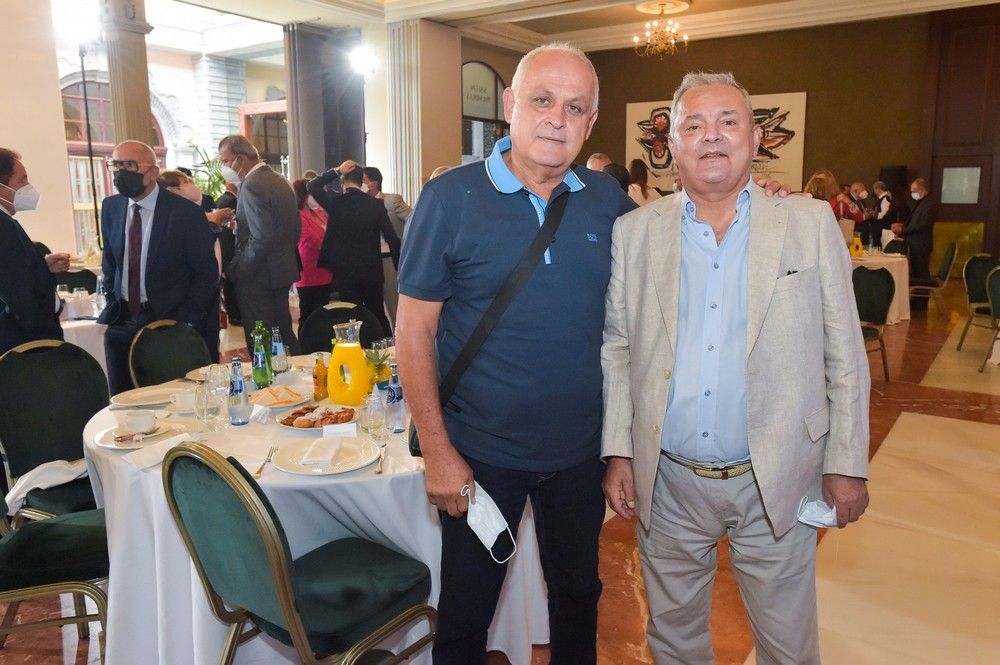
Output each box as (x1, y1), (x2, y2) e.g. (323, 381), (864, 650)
(185, 364), (251, 383)
(110, 423), (166, 439)
(111, 385), (177, 407)
(94, 419), (202, 450)
(289, 353), (331, 370)
(272, 437), (379, 475)
(249, 386), (308, 410)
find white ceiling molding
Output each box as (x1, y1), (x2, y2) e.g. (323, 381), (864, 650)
(384, 0), (521, 24)
(459, 22), (546, 53)
(546, 0), (1000, 52)
(446, 1), (634, 27)
(295, 0), (383, 21)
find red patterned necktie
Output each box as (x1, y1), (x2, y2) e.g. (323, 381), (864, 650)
(128, 203), (142, 316)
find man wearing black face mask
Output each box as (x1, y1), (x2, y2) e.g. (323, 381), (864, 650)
(0, 147), (67, 355)
(97, 140), (218, 395)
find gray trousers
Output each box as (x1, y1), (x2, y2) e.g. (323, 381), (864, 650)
(236, 280), (299, 355)
(639, 456), (820, 665)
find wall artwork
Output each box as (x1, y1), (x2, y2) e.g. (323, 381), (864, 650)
(625, 92), (807, 191)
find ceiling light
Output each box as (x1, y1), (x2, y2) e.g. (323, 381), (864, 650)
(632, 2), (690, 58)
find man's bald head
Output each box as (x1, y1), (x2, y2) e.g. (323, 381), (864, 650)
(111, 140), (160, 200)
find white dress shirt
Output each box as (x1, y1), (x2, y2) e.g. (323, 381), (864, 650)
(121, 185), (159, 303)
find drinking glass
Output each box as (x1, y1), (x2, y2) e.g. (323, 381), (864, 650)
(56, 284), (70, 300)
(207, 364), (231, 428)
(362, 394), (388, 443)
(194, 387), (223, 432)
(72, 287), (88, 300)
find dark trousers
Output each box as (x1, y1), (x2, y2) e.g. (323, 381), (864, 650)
(236, 281), (300, 355)
(433, 454), (605, 665)
(104, 311), (154, 395)
(296, 283), (331, 329)
(336, 279), (392, 336)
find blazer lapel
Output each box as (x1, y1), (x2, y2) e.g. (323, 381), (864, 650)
(746, 187), (788, 357)
(647, 197), (682, 352)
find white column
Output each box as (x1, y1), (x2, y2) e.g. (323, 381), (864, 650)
(387, 20), (422, 205)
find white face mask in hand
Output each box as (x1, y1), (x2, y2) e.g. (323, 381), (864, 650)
(462, 482), (516, 564)
(796, 496), (838, 528)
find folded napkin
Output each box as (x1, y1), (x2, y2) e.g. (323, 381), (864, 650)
(301, 437), (345, 466)
(5, 459), (88, 516)
(124, 433), (192, 470)
(797, 496), (838, 528)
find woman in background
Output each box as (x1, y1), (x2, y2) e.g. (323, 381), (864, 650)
(627, 158), (662, 206)
(291, 179), (333, 326)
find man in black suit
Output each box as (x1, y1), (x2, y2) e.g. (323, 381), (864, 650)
(893, 177), (937, 279)
(317, 165), (400, 335)
(218, 135), (301, 354)
(0, 148), (69, 355)
(97, 141), (218, 395)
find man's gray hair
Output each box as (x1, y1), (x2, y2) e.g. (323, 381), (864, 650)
(511, 42), (599, 112)
(218, 134), (260, 160)
(670, 72), (752, 138)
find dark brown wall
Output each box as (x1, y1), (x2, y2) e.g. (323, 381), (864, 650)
(584, 14), (929, 188)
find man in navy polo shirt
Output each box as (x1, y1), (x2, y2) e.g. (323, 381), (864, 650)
(396, 43), (634, 664)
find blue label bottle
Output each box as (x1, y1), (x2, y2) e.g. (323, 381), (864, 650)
(386, 362), (406, 433)
(229, 358), (250, 426)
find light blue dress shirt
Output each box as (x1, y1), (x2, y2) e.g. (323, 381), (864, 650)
(662, 179), (753, 465)
(120, 184), (159, 303)
(484, 136), (585, 265)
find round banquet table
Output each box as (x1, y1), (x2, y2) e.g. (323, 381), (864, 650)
(61, 318), (107, 376)
(851, 253), (910, 324)
(83, 374), (549, 665)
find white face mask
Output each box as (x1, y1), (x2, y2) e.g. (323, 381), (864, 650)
(911, 191), (923, 201)
(462, 483), (516, 564)
(220, 164), (241, 185)
(1, 182), (40, 212)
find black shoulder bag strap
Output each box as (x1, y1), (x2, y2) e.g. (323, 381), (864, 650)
(409, 189), (571, 456)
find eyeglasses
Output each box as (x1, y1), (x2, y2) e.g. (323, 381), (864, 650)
(105, 159), (156, 173)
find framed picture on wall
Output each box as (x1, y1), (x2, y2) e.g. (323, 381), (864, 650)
(625, 92), (807, 192)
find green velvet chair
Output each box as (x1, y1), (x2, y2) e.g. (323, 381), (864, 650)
(956, 254), (1000, 351)
(162, 442), (436, 665)
(55, 269), (99, 294)
(0, 340), (107, 521)
(978, 266), (1000, 373)
(853, 266), (895, 381)
(909, 241), (957, 313)
(883, 239), (907, 255)
(0, 497), (108, 656)
(299, 302), (385, 355)
(128, 319), (211, 388)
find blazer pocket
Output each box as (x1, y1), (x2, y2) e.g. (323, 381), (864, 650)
(805, 404), (830, 442)
(773, 265), (817, 293)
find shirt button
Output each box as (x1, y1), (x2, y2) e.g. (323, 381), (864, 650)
(713, 262), (720, 269)
(704, 389), (711, 396)
(664, 369), (672, 380)
(702, 431), (709, 438)
(710, 303), (718, 309)
(703, 231), (709, 237)
(708, 344), (715, 351)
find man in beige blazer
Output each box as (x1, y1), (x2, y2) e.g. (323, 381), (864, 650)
(601, 72), (871, 664)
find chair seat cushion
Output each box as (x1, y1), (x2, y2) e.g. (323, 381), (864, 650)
(910, 277), (942, 288)
(24, 476), (97, 515)
(0, 509), (108, 591)
(973, 305), (992, 315)
(251, 537), (431, 656)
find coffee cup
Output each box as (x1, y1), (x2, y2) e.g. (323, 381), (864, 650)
(170, 391), (196, 411)
(120, 410), (156, 435)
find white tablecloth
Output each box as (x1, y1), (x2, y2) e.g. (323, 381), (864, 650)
(83, 376), (548, 665)
(851, 254), (910, 324)
(62, 318), (107, 376)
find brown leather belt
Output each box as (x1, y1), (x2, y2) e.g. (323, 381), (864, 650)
(661, 451), (753, 480)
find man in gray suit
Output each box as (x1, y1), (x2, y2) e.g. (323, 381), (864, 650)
(218, 135), (300, 354)
(601, 72), (871, 664)
(362, 166), (411, 329)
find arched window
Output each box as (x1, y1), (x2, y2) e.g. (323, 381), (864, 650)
(61, 81), (165, 148)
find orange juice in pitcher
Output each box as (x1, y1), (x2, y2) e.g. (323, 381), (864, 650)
(327, 320), (373, 405)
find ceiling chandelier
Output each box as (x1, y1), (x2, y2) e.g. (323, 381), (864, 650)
(633, 2), (690, 58)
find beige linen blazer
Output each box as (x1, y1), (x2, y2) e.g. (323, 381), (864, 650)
(601, 185), (871, 536)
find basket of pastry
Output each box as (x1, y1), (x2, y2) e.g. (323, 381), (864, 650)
(277, 404), (356, 430)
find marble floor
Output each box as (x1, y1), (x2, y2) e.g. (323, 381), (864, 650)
(3, 283), (998, 664)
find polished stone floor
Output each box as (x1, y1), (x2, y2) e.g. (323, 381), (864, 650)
(2, 283), (997, 664)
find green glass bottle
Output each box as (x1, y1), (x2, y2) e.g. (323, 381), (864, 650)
(251, 329), (273, 389)
(251, 320), (273, 373)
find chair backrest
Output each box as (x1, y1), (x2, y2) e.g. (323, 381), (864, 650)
(162, 443), (305, 645)
(128, 320), (211, 388)
(852, 266), (895, 326)
(962, 254), (1000, 305)
(298, 301), (386, 354)
(935, 242), (958, 285)
(837, 218), (855, 246)
(883, 239), (907, 255)
(0, 341), (109, 480)
(988, 266), (1000, 320)
(55, 270), (98, 294)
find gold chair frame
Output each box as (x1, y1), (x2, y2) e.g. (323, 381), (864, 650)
(909, 241), (957, 313)
(127, 319), (209, 389)
(162, 442), (437, 665)
(978, 266), (1000, 373)
(956, 254), (1000, 351)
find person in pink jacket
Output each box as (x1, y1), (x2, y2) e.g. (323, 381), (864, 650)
(291, 179), (333, 326)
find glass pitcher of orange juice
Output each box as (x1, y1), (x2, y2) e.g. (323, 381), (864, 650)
(328, 320), (373, 405)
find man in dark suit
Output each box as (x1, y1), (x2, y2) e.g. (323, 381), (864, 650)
(218, 135), (301, 354)
(317, 165), (400, 335)
(0, 148), (69, 355)
(894, 177), (937, 279)
(97, 141), (218, 395)
(363, 165), (411, 329)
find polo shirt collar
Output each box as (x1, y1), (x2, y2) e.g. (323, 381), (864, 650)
(485, 136), (585, 196)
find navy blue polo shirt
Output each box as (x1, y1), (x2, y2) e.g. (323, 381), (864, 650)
(398, 137), (635, 471)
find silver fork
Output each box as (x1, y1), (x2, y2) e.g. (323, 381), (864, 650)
(253, 445), (278, 479)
